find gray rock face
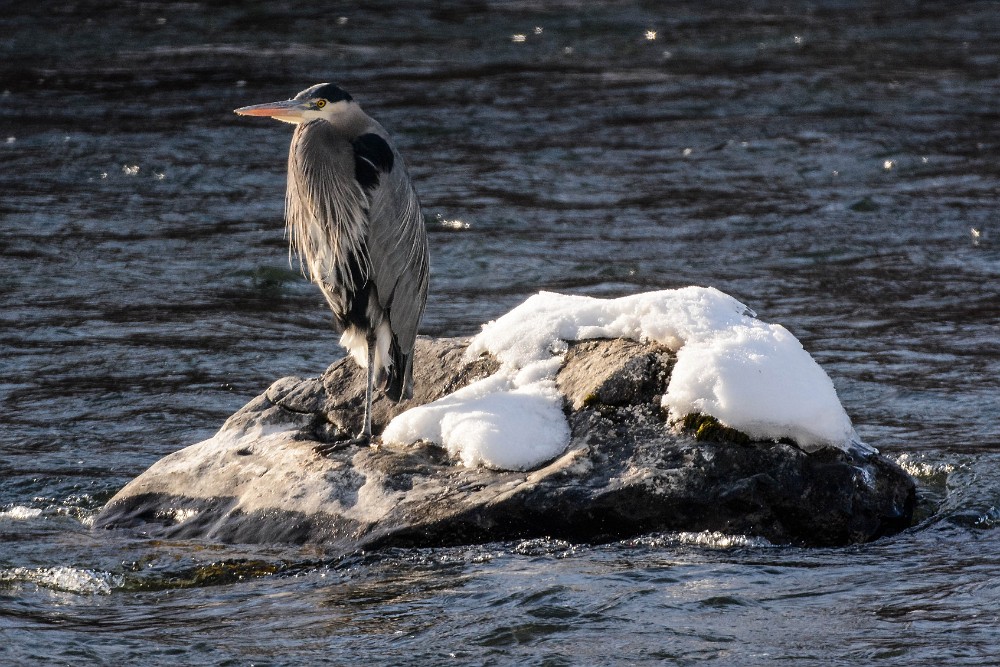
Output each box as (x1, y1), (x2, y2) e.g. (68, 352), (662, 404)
(95, 337), (915, 549)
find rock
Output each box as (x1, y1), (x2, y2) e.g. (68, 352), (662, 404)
(94, 336), (916, 549)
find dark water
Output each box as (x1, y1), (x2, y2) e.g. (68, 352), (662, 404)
(2, 1), (999, 664)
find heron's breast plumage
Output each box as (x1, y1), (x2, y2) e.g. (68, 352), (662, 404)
(285, 120), (374, 327)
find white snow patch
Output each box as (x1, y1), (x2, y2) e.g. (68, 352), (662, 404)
(383, 287), (869, 471)
(381, 365), (569, 470)
(663, 312), (858, 450)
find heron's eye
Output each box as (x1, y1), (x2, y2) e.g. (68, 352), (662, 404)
(315, 99), (327, 109)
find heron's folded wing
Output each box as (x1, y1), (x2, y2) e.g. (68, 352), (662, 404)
(360, 134), (430, 355)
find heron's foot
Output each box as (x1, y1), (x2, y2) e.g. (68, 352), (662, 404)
(313, 433), (374, 457)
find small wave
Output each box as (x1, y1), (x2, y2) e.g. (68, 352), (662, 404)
(0, 506), (43, 520)
(0, 566), (124, 595)
(677, 531), (773, 549)
(512, 537), (578, 558)
(894, 453), (956, 479)
(626, 531), (774, 550)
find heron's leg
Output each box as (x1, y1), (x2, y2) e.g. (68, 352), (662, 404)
(361, 332), (376, 442)
(315, 333), (377, 456)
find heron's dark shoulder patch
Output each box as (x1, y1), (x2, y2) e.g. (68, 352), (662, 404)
(351, 133), (395, 191)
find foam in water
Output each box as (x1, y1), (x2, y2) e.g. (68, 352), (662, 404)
(0, 506), (43, 520)
(0, 566), (124, 595)
(673, 531), (774, 549)
(623, 531), (774, 549)
(894, 452), (956, 478)
(383, 287), (867, 470)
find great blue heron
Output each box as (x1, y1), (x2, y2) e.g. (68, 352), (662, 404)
(235, 83), (429, 445)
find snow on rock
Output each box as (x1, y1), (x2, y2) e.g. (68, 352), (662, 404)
(663, 315), (856, 451)
(380, 367), (569, 470)
(383, 287), (865, 470)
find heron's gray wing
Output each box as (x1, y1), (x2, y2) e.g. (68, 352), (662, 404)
(355, 132), (430, 360)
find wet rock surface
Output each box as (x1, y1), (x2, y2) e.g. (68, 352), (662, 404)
(95, 337), (916, 549)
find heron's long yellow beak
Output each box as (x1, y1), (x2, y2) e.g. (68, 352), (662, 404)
(234, 99), (308, 124)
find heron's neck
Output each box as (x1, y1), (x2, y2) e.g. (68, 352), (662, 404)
(322, 104), (376, 138)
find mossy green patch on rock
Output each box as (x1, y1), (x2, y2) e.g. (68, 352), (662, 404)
(681, 413), (752, 445)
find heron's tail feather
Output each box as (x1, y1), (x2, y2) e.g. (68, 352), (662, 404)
(341, 323), (412, 403)
(382, 337), (413, 403)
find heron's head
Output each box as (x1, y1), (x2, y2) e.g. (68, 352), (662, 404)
(234, 83), (357, 125)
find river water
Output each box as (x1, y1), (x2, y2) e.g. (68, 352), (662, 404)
(2, 2), (999, 664)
